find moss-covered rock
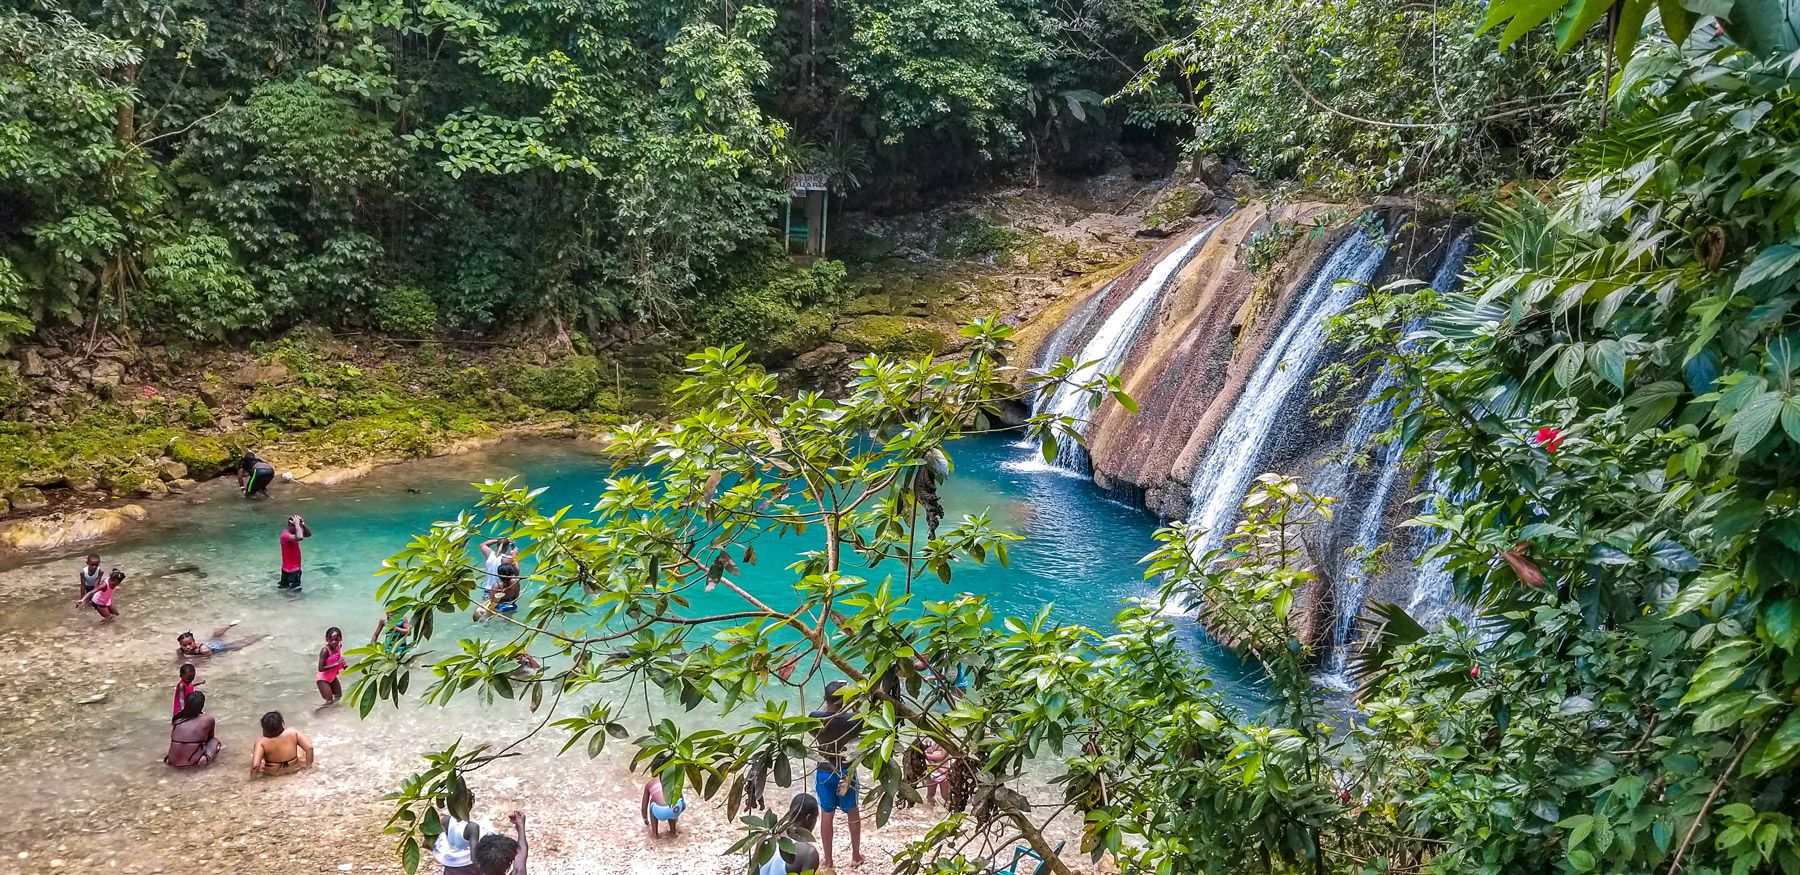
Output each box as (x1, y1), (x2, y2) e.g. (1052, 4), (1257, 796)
(833, 316), (948, 357)
(510, 355), (602, 411)
(6, 487), (47, 511)
(167, 435), (237, 480)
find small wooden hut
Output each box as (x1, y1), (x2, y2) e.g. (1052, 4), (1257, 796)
(784, 173), (831, 260)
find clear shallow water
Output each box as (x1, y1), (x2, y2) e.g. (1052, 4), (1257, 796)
(0, 434), (1258, 870)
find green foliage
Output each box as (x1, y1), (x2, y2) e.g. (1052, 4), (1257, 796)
(1331, 35), (1800, 874)
(1481, 0), (1799, 61)
(139, 226), (264, 340)
(839, 0), (1051, 153)
(373, 285), (438, 338)
(180, 80), (402, 319)
(1132, 0), (1601, 194)
(0, 7), (159, 334)
(699, 254), (848, 362)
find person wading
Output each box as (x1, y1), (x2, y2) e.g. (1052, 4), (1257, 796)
(810, 679), (866, 869)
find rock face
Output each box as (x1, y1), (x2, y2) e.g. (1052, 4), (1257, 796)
(155, 458), (190, 481)
(7, 487), (49, 512)
(0, 504), (150, 553)
(1017, 202), (1473, 663)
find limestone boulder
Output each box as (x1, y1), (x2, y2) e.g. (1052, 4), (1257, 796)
(0, 504), (150, 552)
(155, 458), (189, 481)
(229, 360), (291, 388)
(89, 359), (126, 387)
(6, 487), (48, 512)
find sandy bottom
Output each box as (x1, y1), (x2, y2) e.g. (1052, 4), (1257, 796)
(0, 575), (1102, 875)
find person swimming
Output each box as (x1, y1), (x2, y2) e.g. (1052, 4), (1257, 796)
(250, 710), (313, 776)
(316, 626), (346, 705)
(176, 624), (269, 658)
(77, 568), (123, 621)
(642, 776), (688, 837)
(165, 691), (221, 768)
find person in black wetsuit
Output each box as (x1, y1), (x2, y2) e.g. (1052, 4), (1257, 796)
(237, 450), (276, 498)
(810, 679), (866, 869)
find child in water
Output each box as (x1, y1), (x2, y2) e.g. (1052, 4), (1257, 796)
(173, 663), (204, 715)
(77, 568), (123, 620)
(371, 611), (412, 656)
(641, 776), (687, 837)
(77, 553), (103, 600)
(177, 624), (269, 657)
(316, 626), (346, 705)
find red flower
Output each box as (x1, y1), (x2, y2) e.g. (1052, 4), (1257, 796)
(1469, 664), (1481, 679)
(1534, 427), (1564, 453)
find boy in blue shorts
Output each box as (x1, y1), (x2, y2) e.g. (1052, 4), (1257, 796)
(810, 679), (865, 869)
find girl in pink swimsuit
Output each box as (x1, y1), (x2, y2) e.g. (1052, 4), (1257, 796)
(79, 569), (123, 620)
(173, 662), (203, 714)
(316, 626), (346, 704)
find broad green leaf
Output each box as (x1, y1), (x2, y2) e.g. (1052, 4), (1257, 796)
(1554, 343), (1585, 388)
(1732, 390), (1782, 454)
(1736, 243), (1800, 292)
(1742, 711), (1800, 776)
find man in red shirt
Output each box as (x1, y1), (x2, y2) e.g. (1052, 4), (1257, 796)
(279, 514), (311, 590)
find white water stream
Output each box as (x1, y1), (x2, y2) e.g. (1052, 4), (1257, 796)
(1034, 217), (1226, 471)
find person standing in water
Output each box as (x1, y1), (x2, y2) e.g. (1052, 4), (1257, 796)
(279, 514), (310, 590)
(172, 663), (203, 714)
(476, 538), (516, 620)
(810, 679), (866, 869)
(316, 626), (346, 705)
(641, 776), (687, 838)
(165, 691), (221, 768)
(237, 449), (277, 499)
(77, 553), (104, 600)
(77, 568), (123, 620)
(250, 710), (314, 776)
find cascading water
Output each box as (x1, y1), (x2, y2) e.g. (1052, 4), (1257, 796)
(1034, 217), (1226, 473)
(1400, 229), (1478, 628)
(1321, 228), (1477, 674)
(1181, 229), (1390, 559)
(1031, 282), (1112, 404)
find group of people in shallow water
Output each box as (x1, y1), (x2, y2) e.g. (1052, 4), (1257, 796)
(73, 491), (345, 776)
(160, 614), (329, 773)
(73, 454), (960, 874)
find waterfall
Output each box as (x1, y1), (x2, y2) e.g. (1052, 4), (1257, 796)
(1035, 217), (1225, 472)
(1031, 282), (1111, 406)
(1321, 228), (1478, 673)
(1182, 230), (1389, 557)
(1401, 229), (1478, 628)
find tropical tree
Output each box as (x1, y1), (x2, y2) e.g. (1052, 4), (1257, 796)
(1333, 18), (1800, 872)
